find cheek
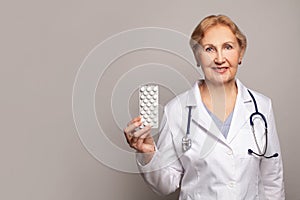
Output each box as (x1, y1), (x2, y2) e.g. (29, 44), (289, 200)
(224, 51), (240, 62)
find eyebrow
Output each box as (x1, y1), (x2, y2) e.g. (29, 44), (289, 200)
(202, 41), (235, 47)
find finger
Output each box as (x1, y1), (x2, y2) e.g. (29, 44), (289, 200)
(127, 116), (142, 126)
(136, 137), (144, 151)
(124, 121), (142, 135)
(136, 137), (155, 153)
(124, 116), (141, 137)
(128, 128), (150, 149)
(132, 136), (138, 144)
(133, 129), (149, 141)
(124, 131), (132, 144)
(129, 135), (141, 150)
(132, 126), (151, 138)
(138, 127), (152, 139)
(124, 125), (139, 144)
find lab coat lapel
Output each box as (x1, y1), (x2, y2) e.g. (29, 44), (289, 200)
(186, 81), (228, 146)
(226, 80), (253, 144)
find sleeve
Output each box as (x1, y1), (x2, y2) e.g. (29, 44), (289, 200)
(259, 100), (285, 199)
(136, 107), (184, 196)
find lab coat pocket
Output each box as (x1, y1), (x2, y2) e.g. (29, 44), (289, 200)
(236, 155), (260, 199)
(231, 126), (261, 196)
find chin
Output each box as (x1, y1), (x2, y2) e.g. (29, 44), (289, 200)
(205, 75), (235, 86)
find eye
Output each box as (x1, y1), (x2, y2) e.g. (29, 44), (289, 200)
(205, 47), (214, 52)
(224, 44), (233, 50)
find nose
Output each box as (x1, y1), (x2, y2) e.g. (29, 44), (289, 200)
(214, 51), (225, 65)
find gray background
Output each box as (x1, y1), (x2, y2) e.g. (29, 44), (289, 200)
(1, 0), (299, 199)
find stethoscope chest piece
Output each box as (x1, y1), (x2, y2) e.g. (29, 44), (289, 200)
(182, 135), (192, 152)
(182, 106), (193, 152)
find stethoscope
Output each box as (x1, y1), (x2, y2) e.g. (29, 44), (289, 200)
(182, 90), (279, 159)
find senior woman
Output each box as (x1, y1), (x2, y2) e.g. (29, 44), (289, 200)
(124, 14), (285, 199)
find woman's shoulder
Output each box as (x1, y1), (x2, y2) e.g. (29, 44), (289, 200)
(248, 89), (271, 102)
(238, 79), (271, 101)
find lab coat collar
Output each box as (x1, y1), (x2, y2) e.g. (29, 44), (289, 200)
(186, 80), (212, 129)
(185, 79), (253, 147)
(186, 81), (199, 107)
(226, 79), (253, 143)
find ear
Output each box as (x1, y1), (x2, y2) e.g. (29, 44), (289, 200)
(238, 47), (246, 64)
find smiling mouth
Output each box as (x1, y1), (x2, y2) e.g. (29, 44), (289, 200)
(212, 67), (229, 73)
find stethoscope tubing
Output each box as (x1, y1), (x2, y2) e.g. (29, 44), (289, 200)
(182, 90), (278, 158)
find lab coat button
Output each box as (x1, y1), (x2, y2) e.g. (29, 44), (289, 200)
(227, 181), (235, 188)
(227, 150), (233, 155)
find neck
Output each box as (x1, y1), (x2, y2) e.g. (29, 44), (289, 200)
(200, 79), (238, 121)
(203, 79), (237, 96)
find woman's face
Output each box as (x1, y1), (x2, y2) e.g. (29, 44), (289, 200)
(197, 25), (244, 86)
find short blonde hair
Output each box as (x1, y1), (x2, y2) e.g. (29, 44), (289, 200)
(190, 15), (247, 51)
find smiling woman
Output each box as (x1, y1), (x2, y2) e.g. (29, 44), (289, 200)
(123, 14), (285, 199)
(199, 25), (242, 82)
(190, 15), (247, 121)
(190, 15), (246, 88)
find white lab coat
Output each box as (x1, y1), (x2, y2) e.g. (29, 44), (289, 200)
(137, 79), (285, 200)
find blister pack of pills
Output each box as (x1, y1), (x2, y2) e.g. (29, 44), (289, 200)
(139, 84), (159, 128)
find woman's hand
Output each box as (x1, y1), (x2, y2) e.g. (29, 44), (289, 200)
(124, 116), (156, 164)
(124, 116), (155, 153)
